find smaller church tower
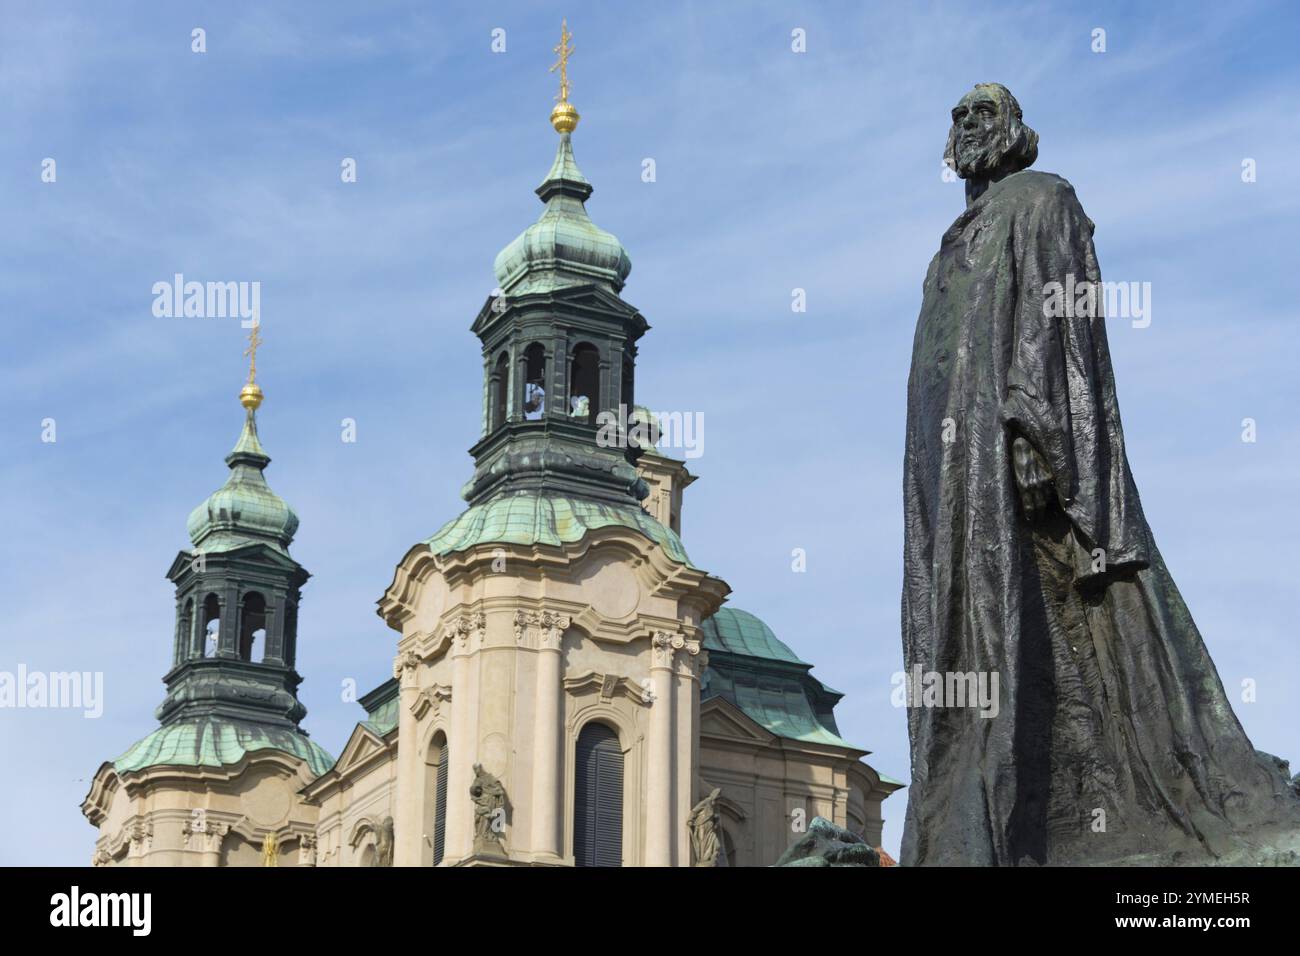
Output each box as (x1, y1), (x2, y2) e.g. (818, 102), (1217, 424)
(161, 334), (309, 730)
(82, 328), (331, 866)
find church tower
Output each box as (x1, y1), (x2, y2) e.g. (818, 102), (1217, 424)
(374, 25), (730, 867)
(82, 329), (331, 866)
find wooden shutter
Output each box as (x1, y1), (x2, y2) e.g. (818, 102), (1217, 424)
(432, 741), (448, 865)
(574, 723), (623, 867)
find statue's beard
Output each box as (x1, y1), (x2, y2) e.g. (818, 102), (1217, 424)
(954, 138), (1004, 180)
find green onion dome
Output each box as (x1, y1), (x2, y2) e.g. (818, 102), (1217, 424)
(186, 405), (299, 555)
(493, 132), (632, 296)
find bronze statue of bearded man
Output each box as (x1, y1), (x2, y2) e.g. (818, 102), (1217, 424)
(900, 83), (1300, 866)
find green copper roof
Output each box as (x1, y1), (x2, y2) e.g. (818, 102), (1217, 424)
(702, 607), (856, 748)
(700, 607), (809, 665)
(705, 667), (855, 748)
(539, 133), (591, 195)
(361, 685), (400, 737)
(113, 716), (334, 778)
(493, 132), (632, 295)
(425, 491), (693, 567)
(186, 409), (299, 555)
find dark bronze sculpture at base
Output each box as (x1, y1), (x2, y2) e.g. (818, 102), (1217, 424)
(900, 83), (1300, 866)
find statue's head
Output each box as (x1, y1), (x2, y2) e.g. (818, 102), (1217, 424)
(944, 83), (1038, 181)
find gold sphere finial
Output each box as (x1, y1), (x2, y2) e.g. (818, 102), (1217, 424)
(548, 20), (578, 133)
(550, 101), (580, 133)
(240, 381), (264, 410)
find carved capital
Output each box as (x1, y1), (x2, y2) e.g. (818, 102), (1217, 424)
(674, 638), (704, 676)
(514, 609), (570, 649)
(393, 649), (422, 683)
(202, 822), (229, 854)
(650, 630), (686, 669)
(513, 609), (533, 644)
(128, 821), (153, 857)
(453, 611), (487, 651)
(298, 833), (318, 867)
(540, 611), (570, 650)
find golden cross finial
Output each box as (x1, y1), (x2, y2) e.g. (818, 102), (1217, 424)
(240, 321), (265, 410)
(244, 321), (262, 384)
(550, 20), (575, 104)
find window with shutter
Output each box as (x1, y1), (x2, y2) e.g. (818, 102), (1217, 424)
(432, 735), (449, 865)
(573, 722), (623, 867)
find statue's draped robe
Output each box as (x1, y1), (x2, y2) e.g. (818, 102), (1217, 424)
(901, 169), (1296, 866)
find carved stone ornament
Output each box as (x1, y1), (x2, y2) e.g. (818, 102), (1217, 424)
(393, 649), (422, 681)
(514, 609), (571, 649)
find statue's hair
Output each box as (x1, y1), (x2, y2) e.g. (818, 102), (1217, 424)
(944, 82), (1039, 177)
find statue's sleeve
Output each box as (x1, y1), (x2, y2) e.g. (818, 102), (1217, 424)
(1001, 177), (1151, 582)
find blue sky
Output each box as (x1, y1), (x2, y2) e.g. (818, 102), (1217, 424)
(2, 1), (1297, 865)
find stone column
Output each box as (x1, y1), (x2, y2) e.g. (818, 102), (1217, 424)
(445, 612), (484, 862)
(597, 356), (612, 421)
(515, 352), (529, 421)
(530, 611), (569, 861)
(264, 589), (286, 665)
(608, 344), (626, 417)
(220, 584), (239, 658)
(674, 639), (704, 865)
(189, 598), (203, 659)
(392, 648), (422, 867)
(548, 335), (568, 420)
(172, 597), (185, 666)
(481, 353), (492, 436)
(645, 631), (678, 866)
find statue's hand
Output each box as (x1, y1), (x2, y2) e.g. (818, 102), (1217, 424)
(1012, 436), (1055, 522)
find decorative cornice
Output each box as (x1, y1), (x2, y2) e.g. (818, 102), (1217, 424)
(563, 670), (654, 706)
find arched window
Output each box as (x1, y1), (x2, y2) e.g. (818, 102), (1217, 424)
(621, 357), (634, 412)
(573, 722), (623, 867)
(427, 732), (449, 865)
(201, 594), (221, 657)
(239, 592), (266, 661)
(492, 352), (510, 429)
(569, 343), (600, 423)
(523, 343), (546, 420)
